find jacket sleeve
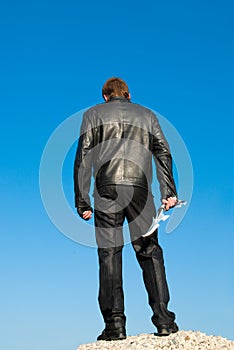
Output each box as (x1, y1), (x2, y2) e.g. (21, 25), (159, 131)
(74, 112), (94, 211)
(151, 112), (177, 200)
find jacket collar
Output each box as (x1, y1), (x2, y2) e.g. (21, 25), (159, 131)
(108, 96), (131, 103)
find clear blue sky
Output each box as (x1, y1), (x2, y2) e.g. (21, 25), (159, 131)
(0, 0), (233, 349)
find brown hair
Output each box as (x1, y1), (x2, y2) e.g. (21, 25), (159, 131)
(102, 77), (130, 100)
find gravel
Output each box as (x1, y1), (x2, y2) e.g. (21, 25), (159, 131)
(78, 330), (234, 350)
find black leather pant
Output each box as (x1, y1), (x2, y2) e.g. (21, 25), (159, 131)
(94, 185), (175, 329)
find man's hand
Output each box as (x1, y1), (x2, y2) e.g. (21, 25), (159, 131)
(162, 197), (178, 211)
(82, 210), (93, 220)
(77, 207), (93, 220)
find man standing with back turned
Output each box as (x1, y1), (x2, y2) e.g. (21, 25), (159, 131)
(74, 77), (179, 340)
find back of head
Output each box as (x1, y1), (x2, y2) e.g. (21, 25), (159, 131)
(102, 77), (130, 101)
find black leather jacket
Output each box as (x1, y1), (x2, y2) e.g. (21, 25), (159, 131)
(74, 97), (177, 212)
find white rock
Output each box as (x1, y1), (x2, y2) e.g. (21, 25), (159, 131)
(78, 331), (234, 350)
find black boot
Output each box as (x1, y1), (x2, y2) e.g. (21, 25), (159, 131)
(97, 326), (126, 341)
(155, 322), (179, 336)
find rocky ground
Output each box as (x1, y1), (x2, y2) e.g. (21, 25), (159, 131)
(78, 330), (234, 350)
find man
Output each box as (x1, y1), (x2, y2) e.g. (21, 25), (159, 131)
(74, 77), (179, 341)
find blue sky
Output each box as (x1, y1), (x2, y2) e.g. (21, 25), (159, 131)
(0, 0), (234, 349)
